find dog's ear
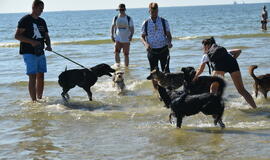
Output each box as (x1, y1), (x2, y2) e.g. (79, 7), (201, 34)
(146, 74), (152, 80)
(181, 67), (187, 73)
(155, 66), (160, 72)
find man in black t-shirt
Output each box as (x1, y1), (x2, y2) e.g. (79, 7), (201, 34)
(15, 0), (52, 102)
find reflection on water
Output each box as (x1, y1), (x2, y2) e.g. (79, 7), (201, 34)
(17, 113), (62, 159)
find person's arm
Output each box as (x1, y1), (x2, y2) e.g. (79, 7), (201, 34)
(229, 49), (241, 59)
(129, 26), (134, 41)
(141, 34), (150, 51)
(111, 24), (115, 42)
(128, 18), (134, 41)
(165, 20), (172, 48)
(15, 28), (40, 47)
(44, 32), (52, 51)
(141, 21), (150, 51)
(193, 62), (206, 81)
(166, 31), (172, 48)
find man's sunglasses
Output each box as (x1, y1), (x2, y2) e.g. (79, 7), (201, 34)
(116, 8), (125, 11)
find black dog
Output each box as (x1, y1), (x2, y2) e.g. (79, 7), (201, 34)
(181, 66), (226, 96)
(155, 66), (226, 129)
(157, 85), (225, 129)
(58, 63), (115, 102)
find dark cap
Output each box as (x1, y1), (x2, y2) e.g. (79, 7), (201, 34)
(116, 4), (126, 11)
(149, 2), (158, 10)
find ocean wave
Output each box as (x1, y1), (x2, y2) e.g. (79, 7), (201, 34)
(0, 81), (58, 87)
(0, 42), (19, 47)
(1, 33), (269, 48)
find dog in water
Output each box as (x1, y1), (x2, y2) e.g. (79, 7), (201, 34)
(181, 66), (226, 95)
(112, 71), (126, 93)
(249, 65), (270, 99)
(157, 85), (225, 129)
(146, 67), (184, 90)
(58, 63), (115, 102)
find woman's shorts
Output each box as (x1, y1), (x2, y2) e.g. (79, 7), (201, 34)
(212, 55), (240, 73)
(23, 54), (47, 75)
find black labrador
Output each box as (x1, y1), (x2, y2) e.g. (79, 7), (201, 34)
(157, 85), (225, 129)
(155, 66), (226, 129)
(58, 63), (115, 102)
(181, 66), (226, 96)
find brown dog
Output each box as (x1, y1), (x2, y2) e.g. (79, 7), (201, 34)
(249, 65), (270, 99)
(146, 68), (184, 90)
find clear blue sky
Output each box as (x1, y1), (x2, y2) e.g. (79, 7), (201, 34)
(0, 0), (270, 13)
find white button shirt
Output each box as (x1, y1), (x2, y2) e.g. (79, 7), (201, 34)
(141, 16), (170, 49)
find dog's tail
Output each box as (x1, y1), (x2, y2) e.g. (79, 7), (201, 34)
(157, 85), (172, 108)
(249, 65), (260, 83)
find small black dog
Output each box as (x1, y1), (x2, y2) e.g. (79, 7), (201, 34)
(157, 85), (225, 129)
(58, 63), (115, 102)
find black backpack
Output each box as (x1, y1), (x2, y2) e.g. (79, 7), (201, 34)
(144, 17), (167, 36)
(207, 44), (228, 62)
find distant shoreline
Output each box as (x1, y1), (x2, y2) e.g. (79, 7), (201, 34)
(0, 2), (269, 14)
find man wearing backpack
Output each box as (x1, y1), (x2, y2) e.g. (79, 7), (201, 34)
(111, 4), (134, 67)
(141, 2), (173, 89)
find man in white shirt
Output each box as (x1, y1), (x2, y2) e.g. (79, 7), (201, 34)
(141, 2), (173, 89)
(111, 4), (134, 67)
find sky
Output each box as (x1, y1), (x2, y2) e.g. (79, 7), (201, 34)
(0, 0), (270, 13)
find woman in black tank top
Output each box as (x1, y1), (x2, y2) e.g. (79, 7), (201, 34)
(194, 37), (257, 109)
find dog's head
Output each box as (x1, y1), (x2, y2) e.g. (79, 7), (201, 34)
(181, 67), (196, 83)
(146, 68), (164, 80)
(91, 63), (115, 77)
(113, 71), (125, 82)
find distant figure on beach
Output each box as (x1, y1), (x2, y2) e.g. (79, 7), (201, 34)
(111, 4), (134, 67)
(193, 37), (257, 109)
(141, 2), (173, 90)
(261, 5), (268, 30)
(15, 0), (52, 102)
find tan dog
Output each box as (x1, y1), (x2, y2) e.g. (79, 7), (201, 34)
(249, 65), (270, 99)
(112, 71), (126, 93)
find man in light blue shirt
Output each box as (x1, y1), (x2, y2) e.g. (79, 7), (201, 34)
(141, 2), (173, 89)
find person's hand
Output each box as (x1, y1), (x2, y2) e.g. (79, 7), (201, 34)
(111, 36), (115, 42)
(129, 35), (133, 42)
(31, 40), (41, 47)
(145, 43), (151, 51)
(192, 75), (198, 82)
(45, 46), (52, 51)
(168, 42), (173, 48)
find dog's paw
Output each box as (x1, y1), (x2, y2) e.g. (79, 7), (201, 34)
(219, 122), (225, 129)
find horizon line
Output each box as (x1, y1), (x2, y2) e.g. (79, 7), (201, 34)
(0, 2), (268, 14)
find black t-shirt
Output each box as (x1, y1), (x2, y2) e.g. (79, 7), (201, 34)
(17, 14), (48, 55)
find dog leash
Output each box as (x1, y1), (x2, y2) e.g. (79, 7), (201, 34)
(50, 50), (90, 70)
